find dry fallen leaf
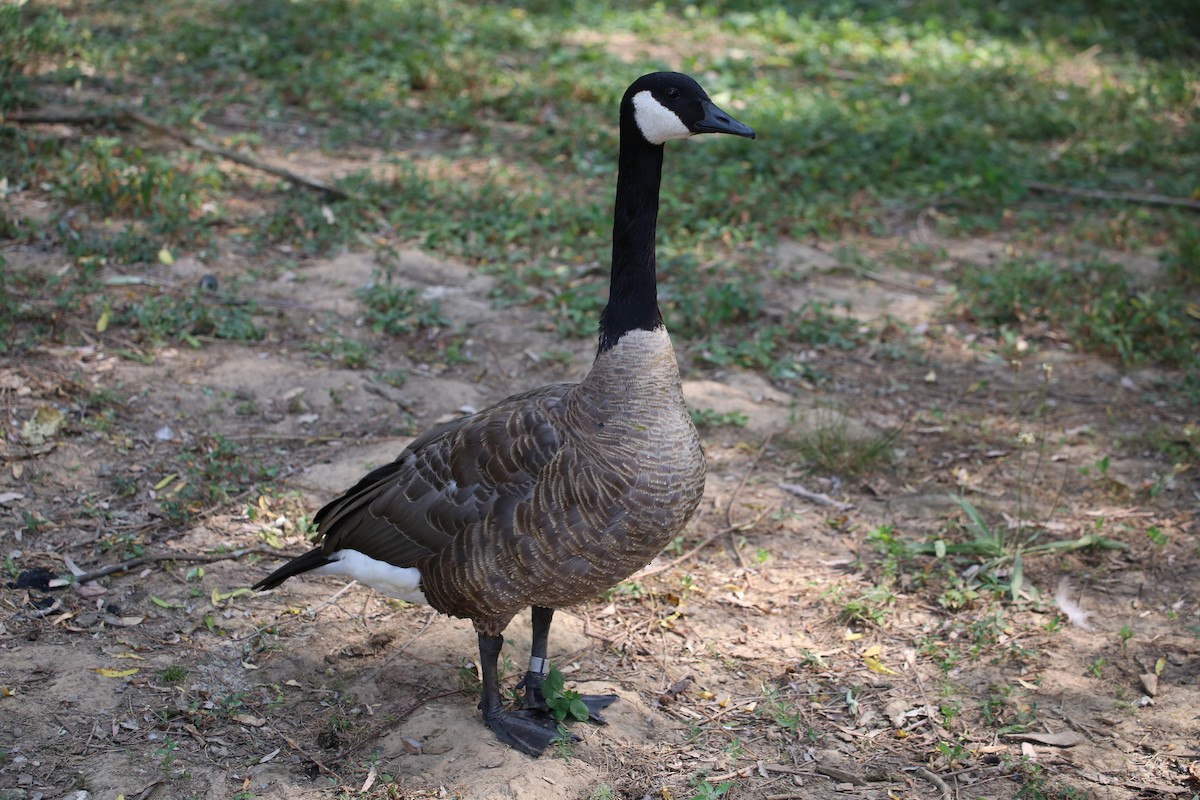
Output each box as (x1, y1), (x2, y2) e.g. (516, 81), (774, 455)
(232, 713), (266, 727)
(21, 406), (65, 445)
(93, 667), (139, 679)
(862, 645), (899, 675)
(360, 765), (378, 793)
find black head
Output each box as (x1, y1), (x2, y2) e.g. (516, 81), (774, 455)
(622, 72), (756, 145)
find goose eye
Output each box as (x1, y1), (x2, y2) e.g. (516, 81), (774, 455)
(665, 87), (680, 99)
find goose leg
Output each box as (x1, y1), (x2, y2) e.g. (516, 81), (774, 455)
(517, 606), (617, 723)
(477, 631), (564, 756)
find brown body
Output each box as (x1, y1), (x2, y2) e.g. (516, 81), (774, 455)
(309, 328), (704, 637)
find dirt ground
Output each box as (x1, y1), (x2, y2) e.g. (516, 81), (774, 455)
(1, 233), (1197, 800)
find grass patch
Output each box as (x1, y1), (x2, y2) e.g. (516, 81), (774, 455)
(2, 0), (1197, 384)
(359, 278), (449, 336)
(112, 288), (265, 346)
(959, 257), (1200, 370)
(156, 434), (280, 524)
(781, 410), (899, 477)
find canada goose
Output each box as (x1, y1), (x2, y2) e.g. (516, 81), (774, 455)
(254, 72), (755, 756)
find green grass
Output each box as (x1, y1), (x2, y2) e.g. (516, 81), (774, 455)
(2, 0), (1197, 381)
(959, 256), (1200, 370)
(782, 410), (899, 477)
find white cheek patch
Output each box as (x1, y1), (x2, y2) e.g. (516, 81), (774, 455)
(632, 91), (692, 144)
(315, 549), (429, 605)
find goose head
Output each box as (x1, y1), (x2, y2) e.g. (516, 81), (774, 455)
(624, 72), (756, 145)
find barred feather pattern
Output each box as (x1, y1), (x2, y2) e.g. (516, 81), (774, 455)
(309, 327), (705, 637)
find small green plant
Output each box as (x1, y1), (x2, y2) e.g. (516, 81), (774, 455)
(933, 739), (968, 767)
(928, 494), (1126, 602)
(159, 664), (189, 684)
(835, 585), (895, 626)
(359, 280), (449, 335)
(759, 684), (806, 735)
(155, 736), (179, 769)
(1087, 658), (1107, 678)
(310, 334), (370, 369)
(541, 665), (589, 724)
(687, 776), (734, 800)
(551, 726), (576, 761)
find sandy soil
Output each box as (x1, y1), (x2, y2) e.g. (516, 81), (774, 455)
(1, 236), (1197, 800)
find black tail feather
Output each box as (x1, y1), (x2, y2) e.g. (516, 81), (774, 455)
(252, 547), (333, 591)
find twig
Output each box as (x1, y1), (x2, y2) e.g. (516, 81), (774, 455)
(814, 764), (867, 785)
(705, 765), (757, 783)
(269, 722), (344, 784)
(913, 766), (953, 800)
(728, 434), (772, 530)
(727, 434), (772, 572)
(1025, 180), (1200, 212)
(306, 581), (359, 617)
(359, 607), (437, 684)
(61, 547), (286, 585)
(8, 107), (355, 201)
(778, 482), (855, 511)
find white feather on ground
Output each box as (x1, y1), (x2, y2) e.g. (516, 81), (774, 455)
(1055, 577), (1093, 630)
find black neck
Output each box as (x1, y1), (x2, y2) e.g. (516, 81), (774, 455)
(598, 124), (665, 353)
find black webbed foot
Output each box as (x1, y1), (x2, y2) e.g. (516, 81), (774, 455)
(484, 708), (576, 757)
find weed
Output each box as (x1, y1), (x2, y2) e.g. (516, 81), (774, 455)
(601, 580), (646, 601)
(359, 280), (449, 336)
(759, 684), (807, 737)
(154, 435), (279, 523)
(541, 665), (588, 724)
(919, 491), (1125, 602)
(687, 777), (733, 800)
(154, 736), (179, 769)
(933, 739), (969, 767)
(114, 289), (264, 346)
(1118, 625), (1135, 650)
(159, 664), (189, 684)
(782, 410), (898, 477)
(310, 334), (370, 369)
(836, 585), (896, 627)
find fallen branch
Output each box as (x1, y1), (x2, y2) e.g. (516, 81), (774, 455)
(815, 763), (868, 786)
(1025, 180), (1200, 212)
(778, 482), (855, 511)
(58, 547), (287, 586)
(8, 107), (354, 200)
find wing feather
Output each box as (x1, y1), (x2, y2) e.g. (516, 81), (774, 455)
(312, 384), (573, 569)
